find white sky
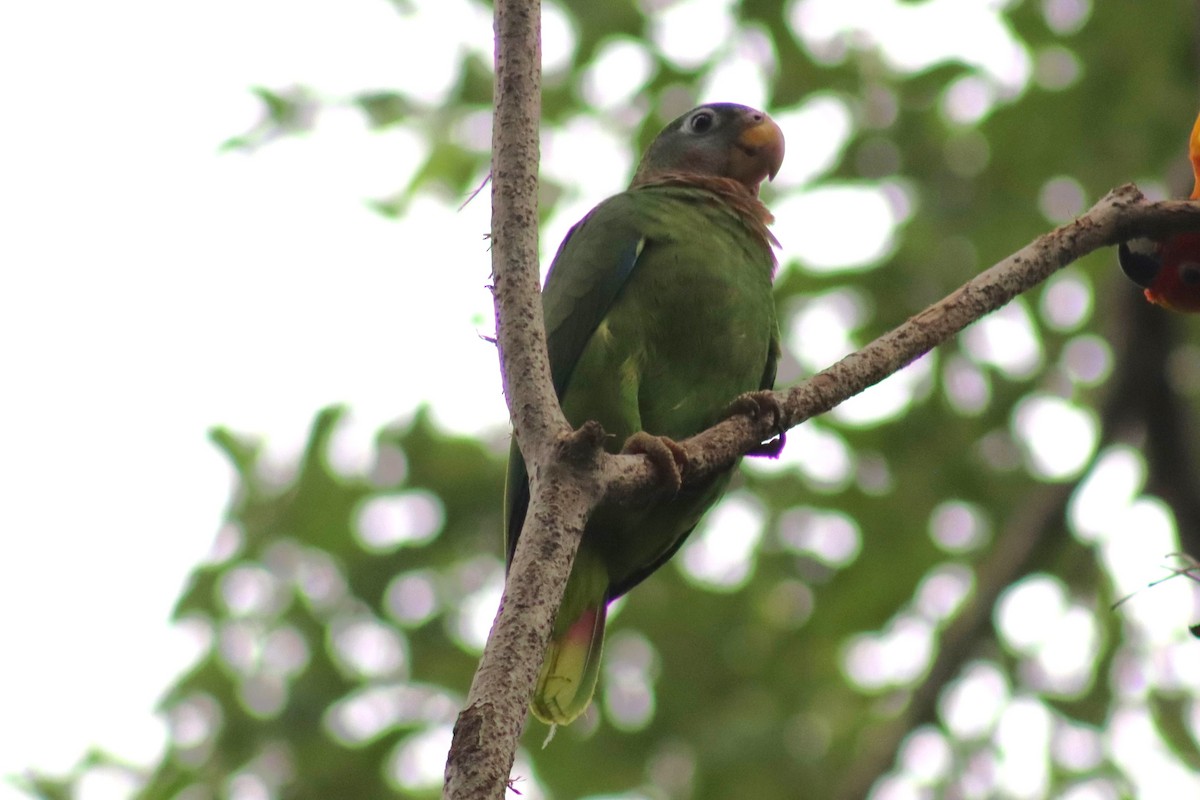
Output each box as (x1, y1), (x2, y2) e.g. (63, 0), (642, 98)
(2, 0), (1196, 798)
(0, 0), (506, 788)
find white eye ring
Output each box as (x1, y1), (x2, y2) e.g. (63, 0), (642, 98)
(687, 109), (716, 134)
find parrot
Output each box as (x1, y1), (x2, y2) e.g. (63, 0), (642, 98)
(504, 103), (786, 725)
(1119, 109), (1200, 312)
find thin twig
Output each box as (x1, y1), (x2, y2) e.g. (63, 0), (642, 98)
(1112, 553), (1200, 610)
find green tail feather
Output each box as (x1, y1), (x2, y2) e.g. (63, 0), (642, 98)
(531, 606), (606, 724)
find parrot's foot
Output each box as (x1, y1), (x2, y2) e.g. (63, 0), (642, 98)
(728, 390), (787, 458)
(622, 432), (689, 493)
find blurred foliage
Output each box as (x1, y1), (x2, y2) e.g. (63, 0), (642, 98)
(24, 0), (1200, 798)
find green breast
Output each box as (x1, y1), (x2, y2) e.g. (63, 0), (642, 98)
(557, 186), (778, 605)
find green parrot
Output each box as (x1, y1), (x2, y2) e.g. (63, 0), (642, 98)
(505, 102), (785, 725)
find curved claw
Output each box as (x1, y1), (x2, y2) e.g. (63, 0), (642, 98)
(622, 432), (688, 493)
(727, 390), (787, 459)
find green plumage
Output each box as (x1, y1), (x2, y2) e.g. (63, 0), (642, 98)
(504, 103), (785, 725)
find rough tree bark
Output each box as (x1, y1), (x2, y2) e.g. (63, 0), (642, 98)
(443, 0), (603, 797)
(442, 0), (1200, 796)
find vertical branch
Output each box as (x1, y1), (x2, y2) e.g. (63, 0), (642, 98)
(489, 0), (559, 449)
(445, 1), (600, 797)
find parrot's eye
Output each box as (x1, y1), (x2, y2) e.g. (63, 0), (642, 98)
(1181, 262), (1200, 285)
(687, 110), (716, 134)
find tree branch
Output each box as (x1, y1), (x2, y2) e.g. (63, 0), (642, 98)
(604, 186), (1200, 501)
(487, 3), (556, 452)
(446, 22), (1200, 788)
(444, 1), (605, 797)
(835, 242), (1200, 797)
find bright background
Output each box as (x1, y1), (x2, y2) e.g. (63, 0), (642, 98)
(1, 0), (507, 789)
(3, 0), (1199, 798)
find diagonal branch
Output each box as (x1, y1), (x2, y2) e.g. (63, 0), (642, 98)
(445, 6), (1200, 789)
(604, 187), (1200, 501)
(834, 272), (1200, 797)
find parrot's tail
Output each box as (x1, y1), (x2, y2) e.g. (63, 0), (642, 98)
(531, 605), (606, 725)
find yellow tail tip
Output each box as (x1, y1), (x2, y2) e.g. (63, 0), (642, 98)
(530, 606), (606, 725)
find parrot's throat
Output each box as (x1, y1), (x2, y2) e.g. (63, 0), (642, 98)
(642, 172), (780, 265)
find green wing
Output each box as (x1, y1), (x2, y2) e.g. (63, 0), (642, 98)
(504, 184), (778, 584)
(503, 193), (650, 567)
(500, 102), (784, 726)
(502, 184), (779, 724)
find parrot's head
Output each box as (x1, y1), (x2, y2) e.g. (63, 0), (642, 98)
(631, 103), (785, 194)
(1119, 234), (1200, 313)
